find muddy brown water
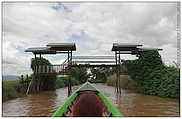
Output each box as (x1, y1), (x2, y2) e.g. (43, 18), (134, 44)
(2, 84), (180, 117)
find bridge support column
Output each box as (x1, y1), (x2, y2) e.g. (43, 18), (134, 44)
(115, 51), (118, 93)
(67, 50), (72, 97)
(115, 51), (121, 94)
(118, 51), (121, 94)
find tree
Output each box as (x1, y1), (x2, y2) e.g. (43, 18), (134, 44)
(28, 57), (56, 93)
(70, 67), (89, 83)
(90, 67), (114, 83)
(31, 57), (51, 71)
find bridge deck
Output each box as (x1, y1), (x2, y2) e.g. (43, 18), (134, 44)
(32, 63), (128, 75)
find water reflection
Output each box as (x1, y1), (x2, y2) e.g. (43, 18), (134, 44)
(3, 87), (68, 117)
(26, 91), (57, 116)
(94, 84), (180, 117)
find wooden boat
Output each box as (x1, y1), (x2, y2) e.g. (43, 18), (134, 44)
(52, 82), (124, 117)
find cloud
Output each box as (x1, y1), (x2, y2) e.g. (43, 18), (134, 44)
(2, 2), (179, 75)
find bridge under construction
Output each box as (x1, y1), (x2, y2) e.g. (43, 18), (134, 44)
(25, 43), (162, 96)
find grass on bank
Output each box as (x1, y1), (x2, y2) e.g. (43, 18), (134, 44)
(3, 76), (81, 102)
(2, 80), (23, 102)
(106, 74), (138, 91)
(55, 76), (81, 89)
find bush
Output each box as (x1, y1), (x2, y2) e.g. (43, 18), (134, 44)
(70, 67), (89, 83)
(70, 77), (80, 85)
(122, 50), (180, 98)
(90, 80), (106, 83)
(106, 74), (138, 90)
(158, 67), (180, 98)
(2, 80), (21, 102)
(90, 68), (109, 83)
(55, 76), (81, 89)
(107, 75), (117, 86)
(55, 77), (66, 89)
(31, 57), (56, 91)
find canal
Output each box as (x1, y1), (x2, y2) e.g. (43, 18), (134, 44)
(2, 83), (180, 117)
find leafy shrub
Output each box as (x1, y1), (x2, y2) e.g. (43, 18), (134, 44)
(90, 67), (113, 83)
(107, 74), (117, 86)
(90, 80), (106, 83)
(31, 57), (56, 91)
(55, 77), (65, 89)
(2, 80), (20, 101)
(70, 77), (80, 85)
(122, 50), (180, 98)
(70, 67), (89, 83)
(106, 74), (138, 90)
(55, 77), (81, 89)
(158, 67), (180, 98)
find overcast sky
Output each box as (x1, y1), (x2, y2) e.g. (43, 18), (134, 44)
(2, 2), (179, 76)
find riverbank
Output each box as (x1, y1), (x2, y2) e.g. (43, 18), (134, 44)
(2, 80), (24, 102)
(2, 76), (81, 102)
(106, 72), (179, 99)
(106, 74), (138, 91)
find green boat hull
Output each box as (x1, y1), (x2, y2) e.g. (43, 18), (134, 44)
(52, 82), (124, 117)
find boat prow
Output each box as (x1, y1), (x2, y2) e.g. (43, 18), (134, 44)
(52, 82), (124, 117)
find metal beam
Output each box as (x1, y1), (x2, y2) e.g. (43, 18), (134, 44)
(73, 60), (116, 63)
(71, 64), (117, 67)
(72, 56), (115, 59)
(56, 51), (69, 54)
(138, 48), (163, 51)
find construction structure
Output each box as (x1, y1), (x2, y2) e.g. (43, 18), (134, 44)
(25, 43), (162, 96)
(25, 43), (76, 96)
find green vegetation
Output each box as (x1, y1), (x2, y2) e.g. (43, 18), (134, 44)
(2, 80), (23, 102)
(55, 67), (89, 89)
(3, 62), (88, 101)
(90, 67), (115, 83)
(30, 57), (56, 92)
(55, 77), (66, 89)
(70, 67), (90, 83)
(106, 74), (138, 90)
(31, 57), (51, 69)
(3, 74), (33, 102)
(89, 80), (106, 83)
(122, 50), (180, 98)
(55, 77), (81, 89)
